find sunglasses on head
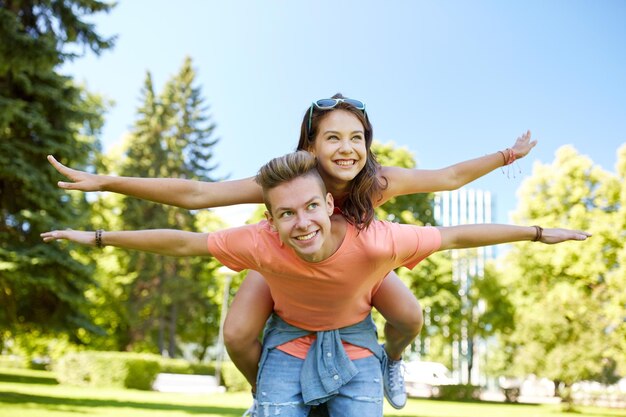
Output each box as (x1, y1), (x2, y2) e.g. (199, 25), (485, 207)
(307, 98), (367, 136)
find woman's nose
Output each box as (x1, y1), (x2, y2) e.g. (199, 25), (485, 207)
(338, 139), (352, 153)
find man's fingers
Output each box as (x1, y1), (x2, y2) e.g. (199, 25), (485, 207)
(57, 181), (74, 189)
(41, 231), (60, 242)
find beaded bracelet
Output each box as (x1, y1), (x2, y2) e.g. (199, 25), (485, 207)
(95, 229), (104, 248)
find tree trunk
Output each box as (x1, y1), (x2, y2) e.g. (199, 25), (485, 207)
(169, 300), (178, 358)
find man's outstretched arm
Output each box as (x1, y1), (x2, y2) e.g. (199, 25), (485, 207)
(41, 229), (211, 257)
(437, 224), (590, 251)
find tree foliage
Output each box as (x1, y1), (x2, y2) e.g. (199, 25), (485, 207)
(371, 142), (457, 364)
(371, 142), (520, 380)
(0, 0), (114, 350)
(373, 141), (434, 225)
(497, 145), (626, 392)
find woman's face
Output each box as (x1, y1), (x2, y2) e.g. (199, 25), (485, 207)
(307, 109), (367, 186)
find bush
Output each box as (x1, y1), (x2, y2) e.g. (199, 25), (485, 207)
(159, 358), (215, 375)
(0, 354), (48, 370)
(189, 362), (216, 375)
(436, 384), (481, 401)
(55, 351), (161, 390)
(158, 358), (193, 375)
(0, 355), (25, 369)
(220, 361), (250, 392)
(54, 352), (91, 386)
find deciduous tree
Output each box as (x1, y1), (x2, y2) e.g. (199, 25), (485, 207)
(499, 145), (625, 403)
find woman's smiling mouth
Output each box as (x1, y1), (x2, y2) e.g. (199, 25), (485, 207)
(334, 159), (357, 166)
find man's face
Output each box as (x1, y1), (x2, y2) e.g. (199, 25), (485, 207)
(265, 175), (334, 263)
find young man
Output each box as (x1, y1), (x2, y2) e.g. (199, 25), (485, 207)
(42, 151), (590, 417)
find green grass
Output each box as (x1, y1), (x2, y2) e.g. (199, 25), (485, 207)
(1, 367), (625, 417)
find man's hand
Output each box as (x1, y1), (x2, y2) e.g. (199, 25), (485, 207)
(539, 228), (591, 244)
(41, 229), (96, 246)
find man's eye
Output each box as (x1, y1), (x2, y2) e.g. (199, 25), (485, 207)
(308, 203), (319, 210)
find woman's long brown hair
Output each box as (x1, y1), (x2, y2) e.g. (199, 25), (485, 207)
(296, 93), (387, 229)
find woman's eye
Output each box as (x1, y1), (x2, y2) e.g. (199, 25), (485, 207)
(352, 135), (363, 141)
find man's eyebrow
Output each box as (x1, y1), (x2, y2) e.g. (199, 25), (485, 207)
(274, 196), (322, 212)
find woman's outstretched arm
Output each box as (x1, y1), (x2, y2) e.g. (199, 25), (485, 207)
(379, 130), (537, 200)
(47, 155), (264, 210)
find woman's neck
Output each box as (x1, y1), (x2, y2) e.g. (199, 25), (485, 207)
(321, 175), (350, 203)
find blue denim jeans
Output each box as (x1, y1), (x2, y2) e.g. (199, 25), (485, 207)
(256, 348), (383, 417)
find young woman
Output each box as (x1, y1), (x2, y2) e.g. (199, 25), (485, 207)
(48, 94), (536, 409)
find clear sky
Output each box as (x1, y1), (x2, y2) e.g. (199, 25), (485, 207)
(64, 0), (626, 224)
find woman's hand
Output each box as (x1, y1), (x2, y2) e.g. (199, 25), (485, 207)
(510, 130), (537, 159)
(48, 155), (104, 191)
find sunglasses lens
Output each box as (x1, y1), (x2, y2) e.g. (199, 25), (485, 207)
(315, 99), (338, 109)
(344, 99), (365, 110)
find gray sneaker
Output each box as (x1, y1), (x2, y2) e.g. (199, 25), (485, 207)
(384, 358), (407, 409)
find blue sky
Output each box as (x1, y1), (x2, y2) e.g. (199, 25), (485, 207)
(65, 0), (626, 224)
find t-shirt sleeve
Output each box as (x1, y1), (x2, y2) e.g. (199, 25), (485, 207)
(206, 223), (263, 272)
(398, 225), (442, 270)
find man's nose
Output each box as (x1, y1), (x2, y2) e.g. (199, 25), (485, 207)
(295, 213), (311, 229)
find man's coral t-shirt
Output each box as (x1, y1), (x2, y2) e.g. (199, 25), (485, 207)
(206, 220), (441, 332)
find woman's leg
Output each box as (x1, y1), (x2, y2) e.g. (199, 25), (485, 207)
(373, 271), (423, 360)
(223, 270), (274, 390)
(372, 271), (423, 409)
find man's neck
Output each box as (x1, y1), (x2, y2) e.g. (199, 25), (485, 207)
(322, 214), (349, 259)
(303, 214), (348, 263)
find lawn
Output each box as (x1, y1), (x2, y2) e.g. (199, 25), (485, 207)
(1, 367), (626, 417)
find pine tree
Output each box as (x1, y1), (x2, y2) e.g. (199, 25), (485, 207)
(161, 56), (219, 182)
(115, 59), (221, 356)
(0, 1), (114, 351)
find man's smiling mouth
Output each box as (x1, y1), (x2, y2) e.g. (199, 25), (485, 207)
(295, 231), (317, 241)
